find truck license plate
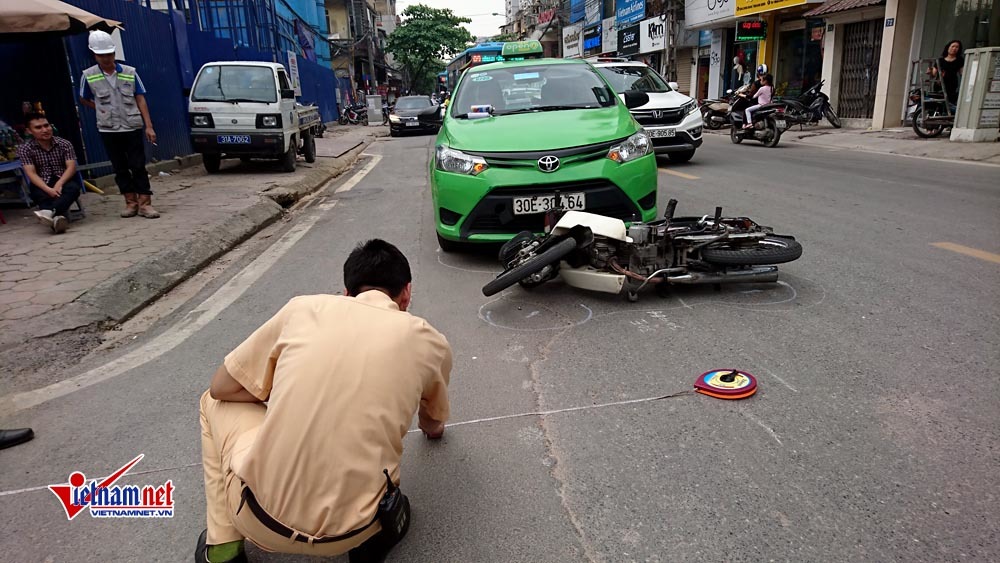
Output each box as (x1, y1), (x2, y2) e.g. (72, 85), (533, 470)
(513, 193), (585, 215)
(648, 128), (675, 138)
(217, 135), (251, 144)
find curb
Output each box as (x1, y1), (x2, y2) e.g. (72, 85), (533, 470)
(1, 135), (375, 348)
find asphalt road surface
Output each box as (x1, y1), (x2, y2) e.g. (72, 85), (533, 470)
(1, 133), (998, 563)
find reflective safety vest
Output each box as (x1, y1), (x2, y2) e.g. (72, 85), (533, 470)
(83, 64), (145, 131)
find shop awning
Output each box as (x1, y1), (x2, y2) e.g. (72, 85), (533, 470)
(0, 0), (121, 35)
(804, 0), (885, 17)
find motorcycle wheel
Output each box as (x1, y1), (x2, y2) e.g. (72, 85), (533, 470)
(825, 105), (843, 128)
(706, 117), (723, 130)
(911, 108), (945, 138)
(482, 238), (577, 297)
(361, 114), (369, 126)
(730, 124), (743, 144)
(763, 120), (781, 148)
(701, 236), (802, 266)
(338, 115), (348, 125)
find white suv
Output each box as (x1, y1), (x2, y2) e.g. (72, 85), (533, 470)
(590, 59), (703, 163)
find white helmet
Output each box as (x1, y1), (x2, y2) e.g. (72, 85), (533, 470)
(88, 30), (116, 55)
(756, 63), (768, 75)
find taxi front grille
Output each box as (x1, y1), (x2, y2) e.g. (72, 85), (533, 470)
(461, 181), (642, 236)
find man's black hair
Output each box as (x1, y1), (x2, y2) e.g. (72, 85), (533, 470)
(343, 239), (412, 298)
(25, 113), (49, 126)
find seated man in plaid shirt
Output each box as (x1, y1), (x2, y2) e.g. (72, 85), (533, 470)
(16, 113), (81, 234)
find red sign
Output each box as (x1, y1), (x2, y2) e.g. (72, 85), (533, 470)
(471, 54), (482, 63)
(539, 9), (555, 23)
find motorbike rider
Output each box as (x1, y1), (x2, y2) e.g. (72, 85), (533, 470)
(748, 64), (768, 96)
(741, 73), (773, 129)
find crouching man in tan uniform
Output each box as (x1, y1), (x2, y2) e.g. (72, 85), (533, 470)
(197, 239), (452, 563)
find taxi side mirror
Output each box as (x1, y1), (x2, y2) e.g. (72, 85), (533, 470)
(623, 91), (649, 109)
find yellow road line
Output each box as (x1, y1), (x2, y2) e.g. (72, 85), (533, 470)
(931, 242), (1000, 264)
(661, 169), (700, 180)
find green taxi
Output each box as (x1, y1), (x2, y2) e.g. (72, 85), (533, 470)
(432, 42), (658, 251)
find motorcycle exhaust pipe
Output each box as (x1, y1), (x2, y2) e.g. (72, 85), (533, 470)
(666, 266), (779, 285)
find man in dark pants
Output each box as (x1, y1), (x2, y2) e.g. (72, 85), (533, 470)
(77, 30), (160, 219)
(16, 113), (80, 234)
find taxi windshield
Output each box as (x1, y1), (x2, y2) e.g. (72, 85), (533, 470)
(597, 66), (672, 94)
(451, 64), (618, 117)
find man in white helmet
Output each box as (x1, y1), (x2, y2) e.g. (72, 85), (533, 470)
(78, 30), (160, 218)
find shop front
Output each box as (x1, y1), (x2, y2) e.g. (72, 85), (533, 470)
(734, 0), (826, 98)
(685, 0), (738, 99)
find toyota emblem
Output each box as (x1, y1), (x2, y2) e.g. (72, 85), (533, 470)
(652, 110), (662, 119)
(537, 155), (560, 173)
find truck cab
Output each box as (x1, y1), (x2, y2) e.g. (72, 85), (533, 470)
(188, 61), (321, 173)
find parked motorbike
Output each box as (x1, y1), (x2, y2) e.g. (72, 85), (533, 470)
(774, 79), (842, 130)
(728, 92), (785, 147)
(482, 198), (802, 302)
(338, 103), (369, 126)
(700, 94), (734, 129)
(908, 87), (953, 138)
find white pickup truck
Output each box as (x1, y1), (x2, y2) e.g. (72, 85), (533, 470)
(187, 61), (323, 173)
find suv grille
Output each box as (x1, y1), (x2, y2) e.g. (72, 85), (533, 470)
(633, 109), (685, 126)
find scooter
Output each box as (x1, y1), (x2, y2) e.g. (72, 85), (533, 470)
(482, 198), (802, 302)
(728, 93), (785, 148)
(774, 79), (841, 130)
(700, 94), (733, 129)
(338, 103), (369, 126)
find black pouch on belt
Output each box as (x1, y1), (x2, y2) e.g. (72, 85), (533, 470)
(377, 468), (410, 543)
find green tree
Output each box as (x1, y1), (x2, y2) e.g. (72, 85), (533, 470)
(489, 32), (520, 42)
(386, 4), (474, 92)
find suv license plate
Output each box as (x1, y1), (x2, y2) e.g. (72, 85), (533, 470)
(217, 135), (251, 144)
(513, 193), (585, 215)
(648, 128), (676, 138)
(775, 120), (787, 129)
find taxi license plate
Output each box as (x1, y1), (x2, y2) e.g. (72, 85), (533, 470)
(405, 121), (420, 127)
(648, 128), (676, 138)
(217, 135), (251, 144)
(775, 120), (787, 129)
(513, 193), (585, 215)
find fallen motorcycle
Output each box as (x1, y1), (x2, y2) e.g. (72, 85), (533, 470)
(482, 198), (802, 301)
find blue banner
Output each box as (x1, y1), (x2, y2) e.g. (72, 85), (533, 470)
(616, 0), (645, 26)
(570, 0), (585, 23)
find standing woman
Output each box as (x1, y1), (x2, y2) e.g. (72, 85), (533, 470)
(938, 40), (964, 106)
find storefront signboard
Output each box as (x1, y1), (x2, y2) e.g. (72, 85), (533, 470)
(736, 0), (808, 17)
(616, 0), (646, 26)
(618, 23), (640, 56)
(639, 16), (666, 54)
(584, 25), (603, 57)
(563, 24), (583, 58)
(602, 17), (618, 54)
(586, 0), (603, 26)
(287, 51), (302, 95)
(735, 20), (767, 42)
(978, 109), (999, 128)
(539, 8), (556, 24)
(686, 0), (737, 28)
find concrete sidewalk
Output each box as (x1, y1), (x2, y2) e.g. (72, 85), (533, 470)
(706, 124), (1000, 164)
(0, 125), (383, 372)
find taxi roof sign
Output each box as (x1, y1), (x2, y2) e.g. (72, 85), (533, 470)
(501, 40), (543, 58)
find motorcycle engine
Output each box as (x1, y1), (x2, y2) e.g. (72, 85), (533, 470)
(590, 241), (617, 269)
(627, 223), (651, 245)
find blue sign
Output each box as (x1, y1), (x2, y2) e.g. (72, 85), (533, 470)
(570, 0), (585, 23)
(616, 0), (645, 26)
(699, 30), (712, 47)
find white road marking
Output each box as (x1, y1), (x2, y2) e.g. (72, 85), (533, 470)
(335, 155), (382, 193)
(759, 367), (798, 393)
(742, 411), (783, 446)
(0, 196), (351, 414)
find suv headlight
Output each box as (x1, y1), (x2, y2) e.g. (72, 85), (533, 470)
(681, 100), (698, 115)
(607, 131), (651, 164)
(389, 114), (401, 123)
(436, 145), (488, 175)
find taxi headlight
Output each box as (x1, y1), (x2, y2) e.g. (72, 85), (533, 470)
(435, 145), (488, 176)
(607, 131), (651, 164)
